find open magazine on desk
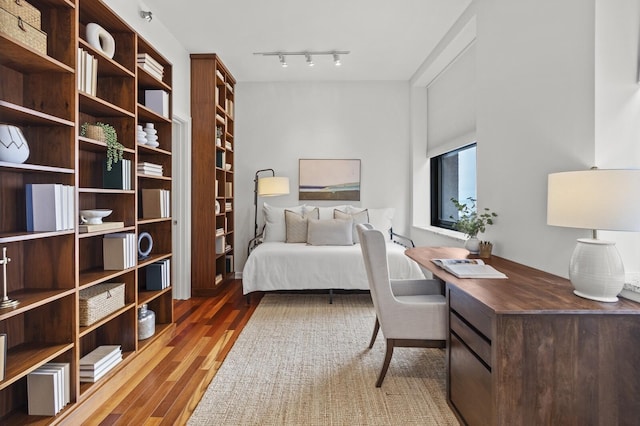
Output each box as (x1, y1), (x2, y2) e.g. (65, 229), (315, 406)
(431, 258), (508, 279)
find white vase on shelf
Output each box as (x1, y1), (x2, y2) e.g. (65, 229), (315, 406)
(0, 124), (30, 164)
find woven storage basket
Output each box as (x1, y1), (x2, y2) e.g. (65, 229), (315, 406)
(0, 0), (41, 28)
(0, 7), (46, 54)
(79, 282), (125, 326)
(84, 124), (106, 141)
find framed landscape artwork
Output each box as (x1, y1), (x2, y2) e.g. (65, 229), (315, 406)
(299, 159), (361, 201)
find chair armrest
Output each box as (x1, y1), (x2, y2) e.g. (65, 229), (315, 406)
(390, 279), (442, 296)
(389, 228), (415, 248)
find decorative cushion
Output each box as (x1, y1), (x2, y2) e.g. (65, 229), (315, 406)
(263, 203), (305, 242)
(285, 208), (319, 243)
(351, 207), (395, 236)
(307, 218), (354, 246)
(334, 209), (369, 243)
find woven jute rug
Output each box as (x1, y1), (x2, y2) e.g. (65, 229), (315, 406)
(188, 293), (458, 425)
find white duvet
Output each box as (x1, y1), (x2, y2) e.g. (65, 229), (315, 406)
(242, 241), (425, 294)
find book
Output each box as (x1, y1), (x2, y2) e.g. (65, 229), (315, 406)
(431, 258), (507, 279)
(44, 363), (70, 406)
(104, 159), (131, 190)
(27, 369), (60, 415)
(144, 89), (170, 118)
(79, 345), (122, 370)
(79, 221), (124, 233)
(26, 183), (71, 231)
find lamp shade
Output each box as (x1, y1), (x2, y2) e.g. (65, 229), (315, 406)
(547, 169), (640, 232)
(257, 176), (289, 197)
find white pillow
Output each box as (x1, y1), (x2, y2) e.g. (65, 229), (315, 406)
(367, 208), (395, 236)
(263, 203), (305, 242)
(334, 209), (368, 243)
(307, 218), (354, 246)
(305, 205), (350, 220)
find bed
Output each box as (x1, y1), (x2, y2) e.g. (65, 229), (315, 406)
(242, 203), (425, 296)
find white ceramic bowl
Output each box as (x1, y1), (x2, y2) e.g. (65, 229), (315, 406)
(80, 209), (112, 225)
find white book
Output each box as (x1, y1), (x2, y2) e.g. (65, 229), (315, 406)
(79, 355), (122, 383)
(27, 370), (60, 416)
(77, 47), (83, 90)
(79, 353), (122, 377)
(144, 90), (170, 118)
(67, 185), (75, 230)
(125, 159), (131, 190)
(80, 348), (122, 372)
(84, 50), (93, 95)
(79, 345), (122, 369)
(61, 185), (68, 230)
(431, 258), (508, 279)
(45, 362), (70, 406)
(27, 183), (64, 232)
(91, 56), (98, 96)
(35, 367), (64, 412)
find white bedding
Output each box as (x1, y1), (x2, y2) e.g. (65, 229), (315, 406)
(242, 241), (425, 294)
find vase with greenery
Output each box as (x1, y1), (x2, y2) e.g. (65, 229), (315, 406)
(81, 122), (124, 171)
(450, 197), (497, 253)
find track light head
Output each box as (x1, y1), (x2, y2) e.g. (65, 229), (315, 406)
(305, 54), (314, 67)
(140, 10), (153, 22)
(279, 54), (288, 68)
(333, 53), (341, 66)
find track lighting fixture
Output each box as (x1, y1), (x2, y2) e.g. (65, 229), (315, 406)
(253, 51), (350, 68)
(140, 10), (153, 22)
(305, 54), (314, 67)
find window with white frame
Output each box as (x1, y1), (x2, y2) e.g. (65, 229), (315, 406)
(430, 143), (476, 229)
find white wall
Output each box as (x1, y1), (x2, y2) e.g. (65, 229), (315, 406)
(235, 82), (411, 269)
(412, 0), (598, 277)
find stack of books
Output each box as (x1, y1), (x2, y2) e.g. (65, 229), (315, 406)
(77, 48), (97, 96)
(103, 233), (136, 270)
(25, 183), (75, 232)
(141, 189), (171, 218)
(79, 221), (124, 234)
(103, 158), (132, 190)
(146, 259), (171, 290)
(137, 53), (164, 81)
(225, 202), (232, 212)
(137, 161), (163, 177)
(79, 345), (123, 383)
(27, 362), (70, 416)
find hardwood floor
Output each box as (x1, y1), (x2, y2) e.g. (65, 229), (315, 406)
(85, 280), (263, 426)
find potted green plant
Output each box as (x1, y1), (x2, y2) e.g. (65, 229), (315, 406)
(81, 122), (124, 171)
(450, 197), (497, 253)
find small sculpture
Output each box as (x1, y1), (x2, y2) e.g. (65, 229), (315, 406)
(0, 247), (19, 309)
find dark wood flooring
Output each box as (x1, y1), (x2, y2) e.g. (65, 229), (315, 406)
(85, 280), (262, 426)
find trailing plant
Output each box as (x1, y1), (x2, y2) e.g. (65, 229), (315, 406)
(450, 197), (497, 238)
(81, 122), (124, 171)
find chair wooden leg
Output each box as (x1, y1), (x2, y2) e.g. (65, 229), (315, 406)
(376, 339), (395, 387)
(368, 317), (380, 349)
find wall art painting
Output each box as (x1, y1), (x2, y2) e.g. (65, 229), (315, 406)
(299, 159), (361, 201)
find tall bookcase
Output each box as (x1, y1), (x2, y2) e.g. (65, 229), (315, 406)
(0, 0), (174, 422)
(190, 54), (235, 296)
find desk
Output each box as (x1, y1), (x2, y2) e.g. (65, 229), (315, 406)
(405, 247), (640, 426)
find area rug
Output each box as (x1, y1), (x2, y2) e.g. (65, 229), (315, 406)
(188, 293), (458, 425)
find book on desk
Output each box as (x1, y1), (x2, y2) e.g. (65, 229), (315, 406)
(431, 258), (507, 279)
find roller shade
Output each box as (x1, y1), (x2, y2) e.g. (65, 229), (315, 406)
(427, 42), (476, 157)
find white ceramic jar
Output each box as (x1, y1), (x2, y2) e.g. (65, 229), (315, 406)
(0, 124), (30, 164)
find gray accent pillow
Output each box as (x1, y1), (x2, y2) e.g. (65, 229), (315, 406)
(307, 218), (354, 246)
(285, 208), (319, 243)
(334, 209), (369, 243)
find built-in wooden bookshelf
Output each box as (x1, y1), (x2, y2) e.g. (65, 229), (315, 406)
(190, 54), (236, 295)
(0, 0), (174, 422)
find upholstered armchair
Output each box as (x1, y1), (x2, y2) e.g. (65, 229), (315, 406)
(356, 224), (447, 387)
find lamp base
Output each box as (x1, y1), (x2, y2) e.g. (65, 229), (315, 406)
(569, 238), (624, 303)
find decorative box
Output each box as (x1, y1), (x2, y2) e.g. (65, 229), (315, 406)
(79, 282), (125, 326)
(0, 6), (46, 55)
(0, 0), (41, 28)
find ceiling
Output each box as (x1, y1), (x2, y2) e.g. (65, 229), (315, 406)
(144, 0), (471, 82)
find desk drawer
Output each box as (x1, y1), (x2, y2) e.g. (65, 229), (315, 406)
(450, 310), (491, 367)
(449, 286), (493, 339)
(450, 333), (492, 426)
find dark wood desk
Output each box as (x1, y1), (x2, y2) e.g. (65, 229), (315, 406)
(405, 247), (640, 426)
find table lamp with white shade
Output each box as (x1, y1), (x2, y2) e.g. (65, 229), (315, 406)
(547, 168), (640, 302)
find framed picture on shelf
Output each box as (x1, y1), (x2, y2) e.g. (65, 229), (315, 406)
(298, 159), (361, 201)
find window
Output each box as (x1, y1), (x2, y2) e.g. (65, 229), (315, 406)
(430, 143), (477, 229)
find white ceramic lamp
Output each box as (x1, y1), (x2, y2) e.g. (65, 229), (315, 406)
(547, 169), (640, 302)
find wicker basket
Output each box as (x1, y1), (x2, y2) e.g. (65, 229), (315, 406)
(84, 124), (105, 142)
(0, 6), (46, 54)
(0, 0), (41, 28)
(79, 282), (125, 326)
